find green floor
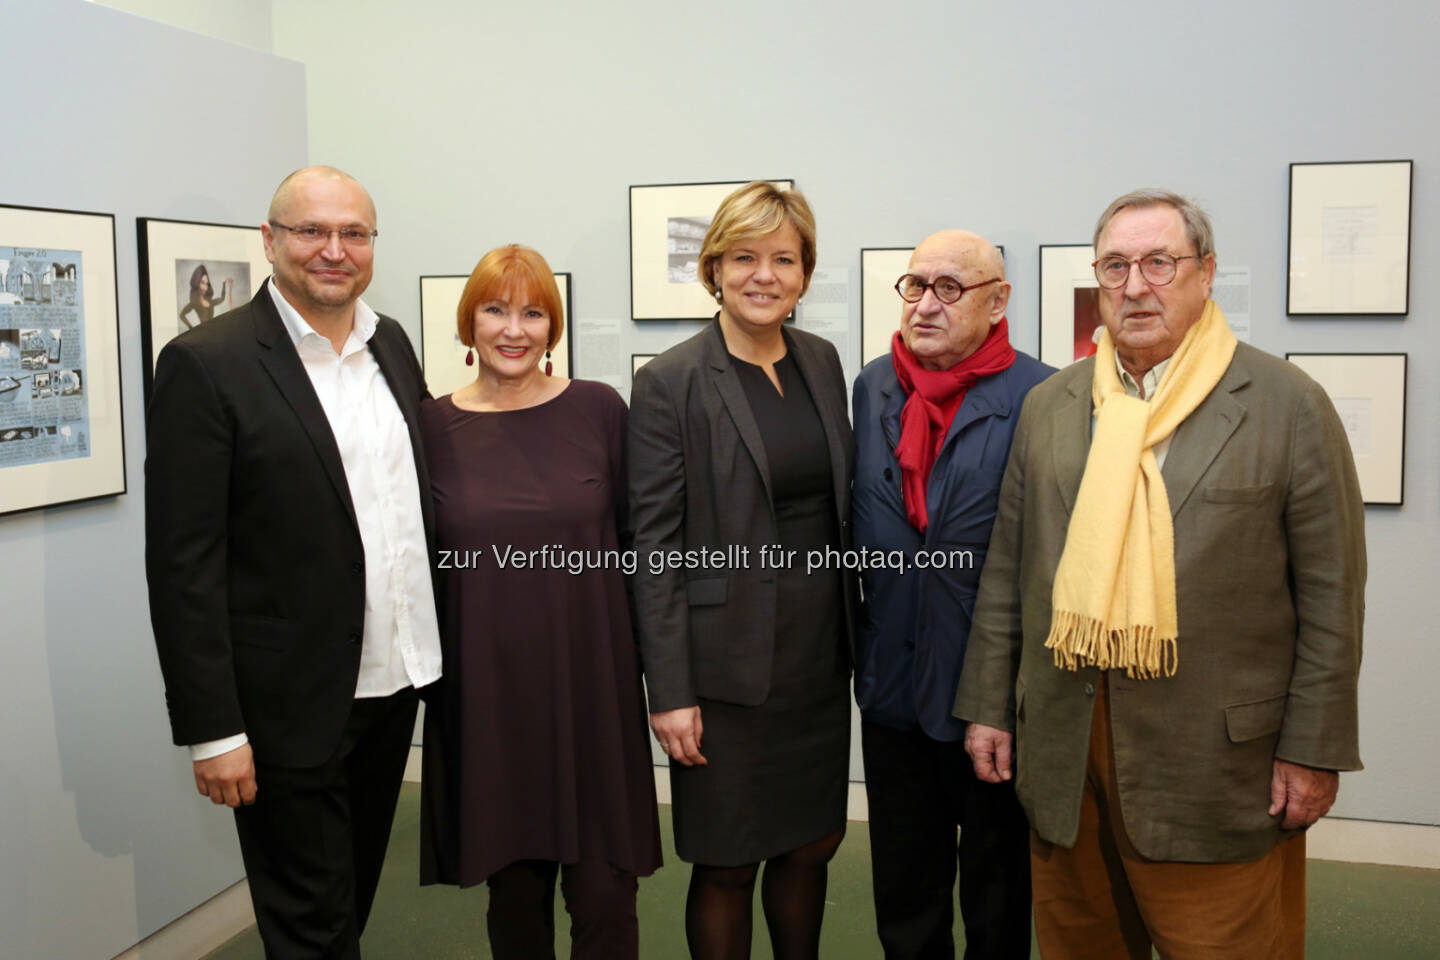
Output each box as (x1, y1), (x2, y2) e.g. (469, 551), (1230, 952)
(208, 784), (1440, 958)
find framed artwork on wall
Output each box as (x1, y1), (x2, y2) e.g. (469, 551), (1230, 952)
(0, 203), (125, 516)
(1286, 352), (1406, 505)
(137, 217), (268, 405)
(419, 272), (573, 397)
(629, 179), (793, 321)
(1287, 160), (1412, 316)
(1038, 243), (1099, 369)
(860, 247), (912, 367)
(861, 244), (1007, 367)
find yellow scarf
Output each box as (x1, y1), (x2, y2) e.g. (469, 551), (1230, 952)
(1044, 300), (1237, 678)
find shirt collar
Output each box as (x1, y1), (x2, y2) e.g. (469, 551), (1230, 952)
(267, 278), (378, 350)
(1114, 350), (1170, 401)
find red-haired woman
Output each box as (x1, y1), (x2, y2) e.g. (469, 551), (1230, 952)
(419, 245), (661, 959)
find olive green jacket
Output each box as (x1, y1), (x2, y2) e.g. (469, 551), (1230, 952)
(954, 343), (1365, 862)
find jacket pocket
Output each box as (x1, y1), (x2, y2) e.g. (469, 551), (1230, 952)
(1224, 694), (1287, 742)
(686, 577), (728, 607)
(1202, 482), (1277, 504)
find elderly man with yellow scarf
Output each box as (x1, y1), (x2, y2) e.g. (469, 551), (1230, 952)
(955, 189), (1365, 960)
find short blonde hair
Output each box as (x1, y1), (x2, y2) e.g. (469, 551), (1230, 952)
(698, 182), (817, 298)
(456, 245), (564, 350)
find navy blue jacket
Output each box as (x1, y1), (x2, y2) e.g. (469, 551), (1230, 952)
(851, 350), (1053, 741)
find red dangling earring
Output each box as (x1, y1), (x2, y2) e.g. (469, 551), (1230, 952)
(544, 349), (553, 376)
(465, 348), (474, 367)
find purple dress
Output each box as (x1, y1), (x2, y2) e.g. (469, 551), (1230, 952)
(419, 380), (662, 885)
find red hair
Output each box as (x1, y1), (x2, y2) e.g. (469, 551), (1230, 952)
(456, 245), (563, 349)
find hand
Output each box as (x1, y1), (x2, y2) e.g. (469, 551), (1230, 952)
(965, 723), (1014, 783)
(193, 743), (258, 807)
(650, 706), (706, 767)
(1269, 759), (1338, 829)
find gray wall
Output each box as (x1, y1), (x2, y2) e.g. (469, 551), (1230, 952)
(0, 2), (306, 957)
(271, 0), (1439, 826)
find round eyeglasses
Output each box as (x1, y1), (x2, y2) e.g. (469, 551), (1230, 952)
(894, 274), (1001, 304)
(1091, 253), (1201, 289)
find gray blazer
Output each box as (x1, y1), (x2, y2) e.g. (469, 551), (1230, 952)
(954, 343), (1365, 862)
(628, 319), (855, 712)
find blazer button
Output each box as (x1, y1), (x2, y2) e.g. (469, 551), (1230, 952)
(1084, 682), (1095, 697)
(348, 632), (362, 645)
(352, 561), (363, 575)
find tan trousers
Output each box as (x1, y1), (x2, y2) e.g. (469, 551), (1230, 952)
(1029, 678), (1306, 960)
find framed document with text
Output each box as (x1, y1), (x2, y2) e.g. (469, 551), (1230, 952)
(1286, 352), (1406, 504)
(1287, 160), (1412, 316)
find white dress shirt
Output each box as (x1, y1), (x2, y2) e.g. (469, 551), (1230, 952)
(191, 283), (441, 761)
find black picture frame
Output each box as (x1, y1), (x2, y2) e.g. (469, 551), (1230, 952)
(1, 202), (125, 516)
(1038, 243), (1098, 369)
(418, 271), (574, 397)
(1285, 352), (1406, 504)
(137, 216), (268, 406)
(1286, 160), (1413, 317)
(629, 179), (794, 321)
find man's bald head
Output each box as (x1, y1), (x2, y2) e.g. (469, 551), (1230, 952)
(267, 165), (376, 226)
(911, 229), (1004, 280)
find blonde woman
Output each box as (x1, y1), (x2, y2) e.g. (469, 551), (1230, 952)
(629, 183), (855, 959)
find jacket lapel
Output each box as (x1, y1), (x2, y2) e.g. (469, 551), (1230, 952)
(878, 378), (904, 453)
(1051, 362), (1095, 515)
(1162, 358), (1249, 518)
(939, 367), (1012, 457)
(251, 280), (359, 529)
(787, 329), (851, 512)
(369, 321), (436, 549)
(703, 321), (774, 503)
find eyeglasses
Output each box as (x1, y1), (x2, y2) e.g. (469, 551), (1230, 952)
(1091, 252), (1201, 289)
(894, 274), (1001, 304)
(268, 221), (378, 248)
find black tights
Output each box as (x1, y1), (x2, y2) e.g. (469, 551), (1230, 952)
(685, 828), (845, 960)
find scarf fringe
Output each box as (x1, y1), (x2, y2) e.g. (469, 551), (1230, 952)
(1044, 609), (1178, 679)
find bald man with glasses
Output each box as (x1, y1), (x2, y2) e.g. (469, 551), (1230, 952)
(956, 189), (1365, 959)
(851, 230), (1053, 958)
(147, 166), (439, 958)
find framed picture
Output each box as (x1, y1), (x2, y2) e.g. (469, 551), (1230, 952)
(1286, 352), (1406, 504)
(419, 272), (573, 397)
(137, 217), (268, 404)
(1287, 160), (1412, 316)
(0, 203), (125, 517)
(631, 353), (657, 382)
(860, 244), (1007, 366)
(860, 247), (912, 367)
(630, 179), (793, 321)
(1039, 243), (1099, 369)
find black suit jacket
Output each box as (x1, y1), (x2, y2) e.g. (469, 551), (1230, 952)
(145, 279), (433, 768)
(628, 319), (855, 712)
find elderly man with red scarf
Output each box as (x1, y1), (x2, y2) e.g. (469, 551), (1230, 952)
(851, 230), (1053, 959)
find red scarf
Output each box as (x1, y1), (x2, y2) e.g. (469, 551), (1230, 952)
(891, 317), (1016, 532)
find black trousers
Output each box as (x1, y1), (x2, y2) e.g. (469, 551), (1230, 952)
(234, 687), (419, 959)
(861, 719), (1032, 960)
(486, 858), (640, 960)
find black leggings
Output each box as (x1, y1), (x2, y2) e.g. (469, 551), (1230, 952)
(685, 828), (846, 960)
(486, 858), (639, 960)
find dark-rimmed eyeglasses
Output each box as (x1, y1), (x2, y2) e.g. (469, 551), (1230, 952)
(269, 221), (378, 248)
(1091, 252), (1200, 289)
(894, 274), (1001, 304)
